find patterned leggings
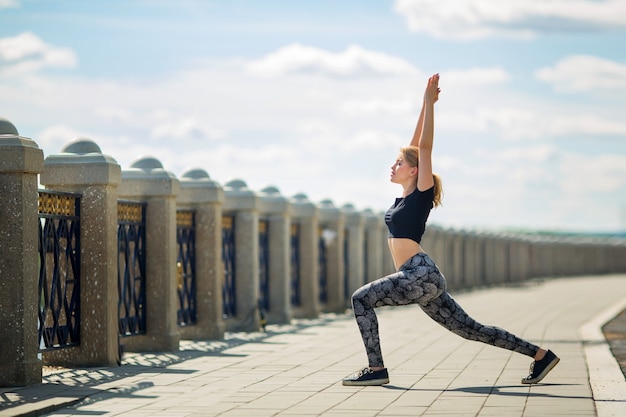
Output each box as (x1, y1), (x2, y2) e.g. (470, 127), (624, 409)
(351, 252), (539, 368)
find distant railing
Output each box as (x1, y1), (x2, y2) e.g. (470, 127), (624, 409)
(290, 223), (301, 306)
(37, 190), (81, 351)
(258, 219), (270, 311)
(176, 209), (196, 326)
(222, 215), (236, 318)
(318, 227), (328, 304)
(117, 200), (147, 337)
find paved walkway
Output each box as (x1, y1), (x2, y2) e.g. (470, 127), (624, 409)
(2, 274), (626, 417)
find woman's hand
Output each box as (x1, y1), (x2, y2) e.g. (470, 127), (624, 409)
(424, 73), (440, 104)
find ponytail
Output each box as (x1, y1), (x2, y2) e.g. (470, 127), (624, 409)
(432, 173), (443, 208)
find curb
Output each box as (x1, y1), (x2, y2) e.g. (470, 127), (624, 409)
(581, 296), (626, 417)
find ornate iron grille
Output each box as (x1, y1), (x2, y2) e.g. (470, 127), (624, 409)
(258, 219), (270, 311)
(222, 215), (236, 318)
(117, 201), (147, 337)
(318, 227), (328, 304)
(176, 210), (196, 326)
(37, 191), (81, 351)
(290, 223), (301, 306)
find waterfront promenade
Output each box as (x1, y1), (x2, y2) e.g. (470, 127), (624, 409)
(2, 274), (626, 417)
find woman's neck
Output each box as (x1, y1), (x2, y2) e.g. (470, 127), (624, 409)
(401, 182), (417, 197)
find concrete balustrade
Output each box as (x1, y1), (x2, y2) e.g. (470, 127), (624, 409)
(0, 119), (44, 387)
(258, 186), (291, 324)
(1, 115), (625, 387)
(222, 179), (260, 331)
(362, 209), (385, 284)
(118, 156), (180, 352)
(40, 138), (122, 367)
(317, 199), (346, 313)
(289, 193), (320, 319)
(342, 203), (365, 301)
(177, 168), (225, 340)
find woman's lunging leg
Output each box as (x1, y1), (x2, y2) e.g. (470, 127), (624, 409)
(351, 282), (386, 368)
(351, 254), (447, 368)
(419, 291), (539, 357)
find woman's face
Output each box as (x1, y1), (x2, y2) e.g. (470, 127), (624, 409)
(390, 154), (416, 184)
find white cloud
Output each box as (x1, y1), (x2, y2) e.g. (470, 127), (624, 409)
(0, 32), (77, 75)
(535, 55), (626, 92)
(442, 67), (511, 86)
(441, 106), (626, 140)
(393, 0), (626, 39)
(151, 118), (226, 142)
(37, 124), (103, 155)
(0, 0), (19, 8)
(246, 43), (418, 78)
(340, 96), (415, 117)
(560, 152), (626, 193)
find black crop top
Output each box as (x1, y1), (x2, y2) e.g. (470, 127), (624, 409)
(384, 186), (434, 244)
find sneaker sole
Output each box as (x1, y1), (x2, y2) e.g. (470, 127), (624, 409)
(342, 378), (390, 386)
(521, 356), (560, 384)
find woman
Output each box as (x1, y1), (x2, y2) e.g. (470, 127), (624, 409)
(342, 74), (559, 386)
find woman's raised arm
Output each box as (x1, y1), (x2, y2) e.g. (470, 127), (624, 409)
(417, 74), (439, 191)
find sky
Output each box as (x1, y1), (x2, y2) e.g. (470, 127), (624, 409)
(1, 0), (626, 233)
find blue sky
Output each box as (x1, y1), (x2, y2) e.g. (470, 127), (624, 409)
(2, 0), (626, 233)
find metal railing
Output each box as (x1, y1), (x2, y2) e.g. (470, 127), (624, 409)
(258, 220), (270, 312)
(222, 215), (236, 318)
(176, 210), (196, 326)
(117, 201), (147, 337)
(37, 190), (81, 351)
(290, 223), (301, 306)
(318, 227), (328, 304)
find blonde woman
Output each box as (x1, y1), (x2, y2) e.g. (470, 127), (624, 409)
(343, 74), (559, 386)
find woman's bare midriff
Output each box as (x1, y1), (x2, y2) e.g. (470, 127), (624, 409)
(388, 238), (424, 270)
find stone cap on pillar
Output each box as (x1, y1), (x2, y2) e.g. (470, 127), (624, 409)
(120, 156), (179, 197)
(42, 138), (120, 186)
(317, 198), (343, 223)
(258, 185), (290, 215)
(0, 117), (19, 136)
(290, 193), (318, 218)
(342, 203), (363, 227)
(0, 117), (44, 174)
(361, 208), (382, 227)
(223, 178), (258, 211)
(178, 167), (224, 204)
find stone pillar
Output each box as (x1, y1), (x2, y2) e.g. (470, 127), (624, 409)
(0, 119), (44, 387)
(482, 232), (497, 286)
(119, 156), (180, 352)
(508, 234), (530, 283)
(223, 179), (260, 332)
(317, 199), (345, 313)
(378, 211), (394, 274)
(290, 193), (320, 319)
(258, 186), (291, 324)
(462, 231), (478, 289)
(40, 138), (121, 367)
(451, 229), (466, 290)
(435, 228), (459, 291)
(420, 224), (435, 254)
(362, 209), (384, 284)
(177, 168), (225, 340)
(342, 204), (364, 299)
(493, 234), (509, 285)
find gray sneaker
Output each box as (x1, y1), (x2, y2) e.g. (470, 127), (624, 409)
(342, 368), (389, 386)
